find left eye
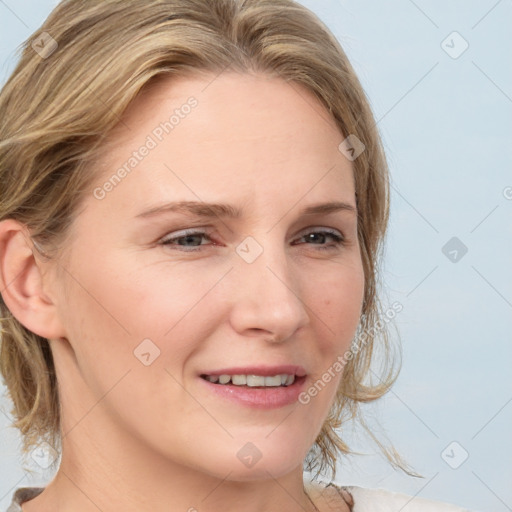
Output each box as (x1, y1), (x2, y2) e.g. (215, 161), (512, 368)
(159, 229), (345, 252)
(294, 230), (345, 250)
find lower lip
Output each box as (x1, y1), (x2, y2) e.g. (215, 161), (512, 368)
(198, 376), (307, 409)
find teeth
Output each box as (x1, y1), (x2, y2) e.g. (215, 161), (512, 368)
(247, 375), (265, 387)
(264, 375), (282, 386)
(232, 375), (247, 385)
(204, 373), (296, 387)
(218, 374), (230, 384)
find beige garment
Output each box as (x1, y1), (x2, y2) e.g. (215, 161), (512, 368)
(6, 482), (475, 511)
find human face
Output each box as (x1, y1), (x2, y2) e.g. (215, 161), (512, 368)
(49, 72), (364, 481)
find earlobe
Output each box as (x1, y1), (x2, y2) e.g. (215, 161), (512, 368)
(0, 219), (66, 340)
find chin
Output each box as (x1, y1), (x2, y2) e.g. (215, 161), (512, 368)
(205, 438), (308, 481)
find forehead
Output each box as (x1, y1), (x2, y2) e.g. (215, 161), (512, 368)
(89, 71), (355, 221)
(107, 71), (344, 152)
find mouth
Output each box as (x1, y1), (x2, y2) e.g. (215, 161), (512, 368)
(200, 373), (306, 387)
(198, 365), (307, 408)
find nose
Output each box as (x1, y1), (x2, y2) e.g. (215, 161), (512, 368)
(227, 236), (310, 343)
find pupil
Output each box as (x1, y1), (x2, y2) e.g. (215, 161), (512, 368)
(180, 235), (201, 246)
(308, 233), (323, 244)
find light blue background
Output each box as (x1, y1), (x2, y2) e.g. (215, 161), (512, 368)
(1, 1), (511, 511)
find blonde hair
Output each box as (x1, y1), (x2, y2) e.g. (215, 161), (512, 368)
(0, 0), (411, 479)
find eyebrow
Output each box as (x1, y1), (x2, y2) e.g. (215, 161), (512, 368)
(135, 200), (357, 220)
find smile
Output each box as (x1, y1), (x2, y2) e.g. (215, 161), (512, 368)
(201, 373), (296, 387)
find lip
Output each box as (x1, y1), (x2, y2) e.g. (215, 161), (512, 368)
(198, 365), (308, 409)
(199, 365), (307, 378)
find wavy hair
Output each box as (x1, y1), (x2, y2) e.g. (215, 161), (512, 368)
(0, 0), (412, 479)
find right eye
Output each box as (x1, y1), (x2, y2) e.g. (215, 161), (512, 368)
(159, 230), (216, 252)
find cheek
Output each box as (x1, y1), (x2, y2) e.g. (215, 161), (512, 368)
(62, 255), (226, 407)
(302, 261), (364, 401)
(316, 262), (365, 344)
(56, 253), (163, 385)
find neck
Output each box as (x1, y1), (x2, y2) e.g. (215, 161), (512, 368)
(25, 463), (318, 512)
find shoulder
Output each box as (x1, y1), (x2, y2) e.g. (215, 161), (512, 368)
(5, 487), (45, 512)
(304, 480), (354, 511)
(305, 480), (475, 512)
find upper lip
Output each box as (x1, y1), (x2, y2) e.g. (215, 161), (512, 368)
(200, 365), (307, 378)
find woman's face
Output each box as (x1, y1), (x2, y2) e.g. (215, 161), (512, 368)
(47, 72), (365, 480)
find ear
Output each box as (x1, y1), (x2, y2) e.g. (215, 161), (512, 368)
(0, 219), (67, 340)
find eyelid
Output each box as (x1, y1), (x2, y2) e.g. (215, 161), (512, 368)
(296, 226), (343, 237)
(158, 228), (214, 246)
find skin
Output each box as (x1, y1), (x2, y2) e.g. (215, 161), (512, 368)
(0, 72), (362, 512)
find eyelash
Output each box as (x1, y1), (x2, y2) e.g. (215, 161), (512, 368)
(159, 228), (346, 252)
